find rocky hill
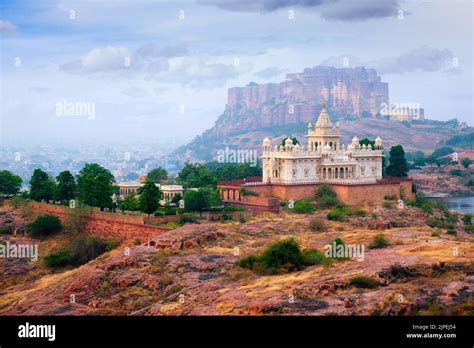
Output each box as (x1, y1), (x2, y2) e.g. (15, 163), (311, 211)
(1, 201), (473, 316)
(174, 66), (466, 163)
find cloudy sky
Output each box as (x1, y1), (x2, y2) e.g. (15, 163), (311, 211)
(1, 0), (472, 146)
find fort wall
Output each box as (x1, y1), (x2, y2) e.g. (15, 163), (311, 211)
(29, 202), (171, 242)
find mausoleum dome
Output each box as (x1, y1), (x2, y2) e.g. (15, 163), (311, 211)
(262, 137), (271, 146)
(285, 137), (293, 146)
(351, 136), (359, 146)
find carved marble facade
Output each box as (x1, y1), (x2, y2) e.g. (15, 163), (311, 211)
(262, 105), (384, 185)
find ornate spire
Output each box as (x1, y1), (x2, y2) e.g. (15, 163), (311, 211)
(315, 103), (333, 128)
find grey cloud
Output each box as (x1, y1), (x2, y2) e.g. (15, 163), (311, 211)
(254, 66), (288, 78)
(372, 47), (454, 74)
(0, 20), (17, 33)
(319, 48), (455, 75)
(121, 87), (149, 98)
(161, 59), (246, 88)
(60, 45), (172, 75)
(320, 0), (401, 21)
(319, 54), (363, 68)
(198, 0), (402, 21)
(137, 44), (188, 58)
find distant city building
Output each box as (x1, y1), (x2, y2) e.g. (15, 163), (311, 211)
(117, 175), (183, 205)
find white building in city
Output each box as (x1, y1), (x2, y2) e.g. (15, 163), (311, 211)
(261, 105), (384, 185)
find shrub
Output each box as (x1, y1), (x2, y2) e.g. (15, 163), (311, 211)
(463, 214), (472, 225)
(371, 213), (378, 219)
(431, 230), (441, 237)
(237, 254), (259, 269)
(447, 229), (457, 236)
(105, 238), (119, 251)
(349, 275), (379, 289)
(279, 201), (287, 207)
(309, 217), (326, 232)
(301, 249), (327, 265)
(382, 200), (393, 209)
(368, 234), (390, 249)
(450, 169), (462, 176)
(332, 237), (345, 247)
(134, 239), (141, 245)
(68, 235), (107, 267)
(293, 199), (314, 214)
(315, 184), (339, 208)
(219, 214), (232, 222)
(315, 184), (337, 199)
(464, 225), (474, 234)
(0, 226), (11, 235)
(44, 249), (69, 267)
(258, 239), (304, 272)
(237, 239), (307, 275)
(28, 215), (62, 238)
(427, 217), (446, 229)
(327, 205), (348, 221)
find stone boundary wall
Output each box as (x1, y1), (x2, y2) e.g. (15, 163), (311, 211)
(29, 202), (171, 242)
(229, 179), (414, 205)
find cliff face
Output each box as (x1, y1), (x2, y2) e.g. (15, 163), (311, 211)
(213, 66), (388, 136)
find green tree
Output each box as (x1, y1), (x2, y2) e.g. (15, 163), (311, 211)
(435, 157), (453, 168)
(426, 147), (455, 165)
(55, 170), (76, 204)
(138, 180), (161, 215)
(208, 163), (262, 182)
(119, 193), (139, 212)
(28, 214), (62, 238)
(147, 167), (168, 183)
(386, 145), (409, 177)
(280, 137), (299, 146)
(171, 193), (182, 204)
(359, 138), (375, 147)
(76, 163), (114, 211)
(461, 158), (472, 169)
(30, 169), (56, 202)
(177, 162), (215, 188)
(0, 170), (22, 195)
(184, 189), (211, 217)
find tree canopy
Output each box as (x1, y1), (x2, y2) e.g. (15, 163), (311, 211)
(76, 163), (115, 211)
(55, 170), (76, 203)
(138, 180), (161, 215)
(30, 169), (56, 202)
(184, 189), (211, 216)
(386, 145), (409, 177)
(0, 170), (22, 195)
(177, 162), (215, 188)
(146, 167), (168, 183)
